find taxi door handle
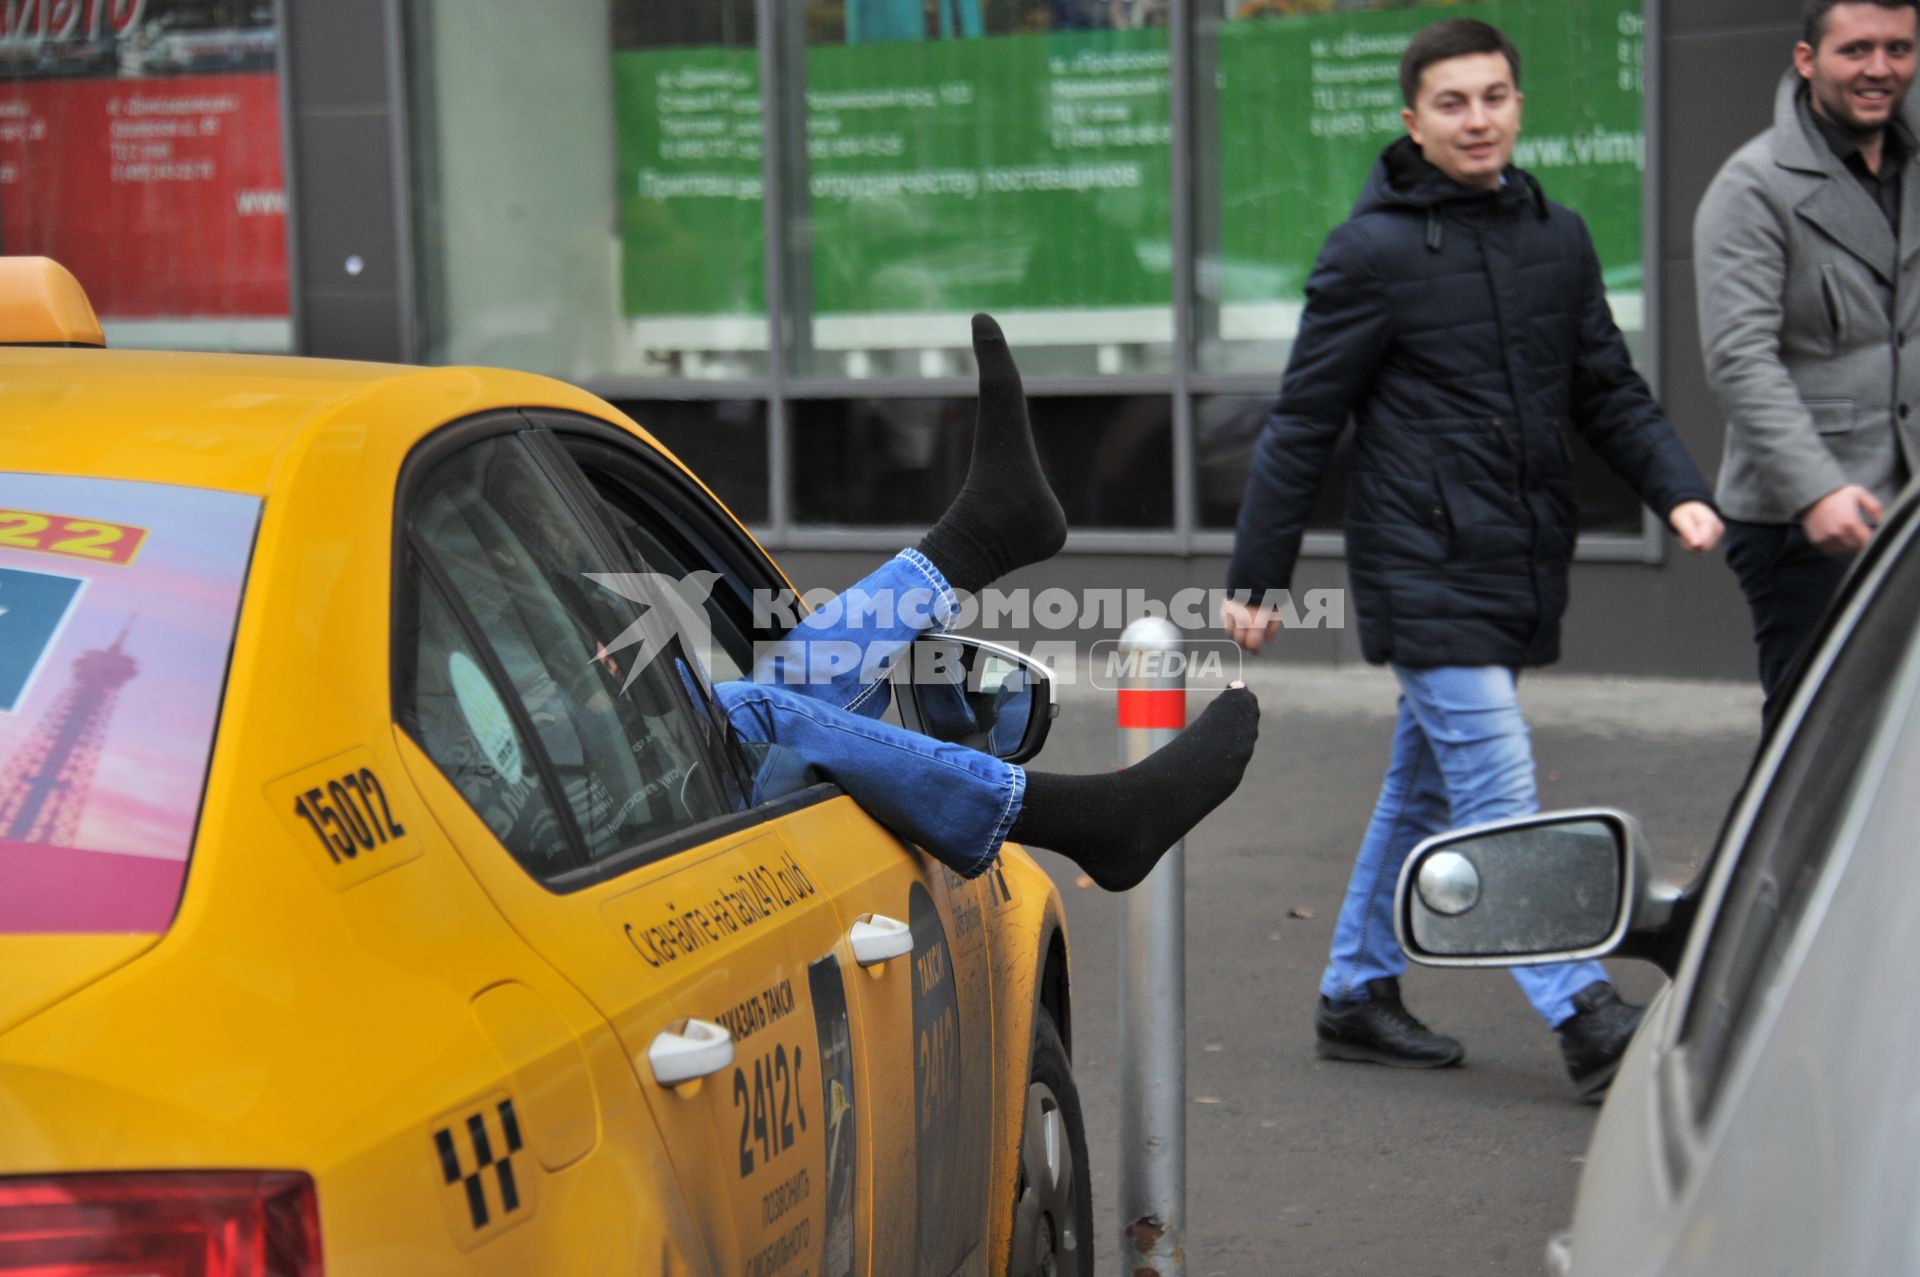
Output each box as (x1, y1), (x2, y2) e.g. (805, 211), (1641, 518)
(850, 913), (913, 967)
(648, 1018), (735, 1086)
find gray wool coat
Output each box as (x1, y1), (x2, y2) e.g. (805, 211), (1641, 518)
(1695, 69), (1920, 523)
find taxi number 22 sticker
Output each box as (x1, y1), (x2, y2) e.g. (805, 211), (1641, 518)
(0, 509), (147, 567)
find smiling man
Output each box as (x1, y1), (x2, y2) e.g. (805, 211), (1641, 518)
(1697, 0), (1920, 727)
(1222, 20), (1721, 1102)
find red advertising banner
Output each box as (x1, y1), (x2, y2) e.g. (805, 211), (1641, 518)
(0, 2), (286, 320)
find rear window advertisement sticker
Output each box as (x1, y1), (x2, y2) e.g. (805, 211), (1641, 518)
(0, 474), (258, 936)
(911, 881), (967, 1273)
(448, 651), (524, 783)
(0, 566), (86, 715)
(807, 953), (857, 1277)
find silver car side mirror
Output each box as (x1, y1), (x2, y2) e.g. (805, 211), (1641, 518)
(1395, 809), (1649, 967)
(891, 635), (1057, 765)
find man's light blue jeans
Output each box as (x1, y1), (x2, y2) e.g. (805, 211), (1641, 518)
(711, 549), (1022, 878)
(1319, 665), (1609, 1028)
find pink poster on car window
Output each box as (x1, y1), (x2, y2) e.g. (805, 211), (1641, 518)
(0, 474), (258, 934)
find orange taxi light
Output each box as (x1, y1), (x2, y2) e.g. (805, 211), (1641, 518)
(0, 257), (105, 348)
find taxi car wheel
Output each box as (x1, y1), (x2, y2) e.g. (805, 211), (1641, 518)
(1007, 1010), (1093, 1277)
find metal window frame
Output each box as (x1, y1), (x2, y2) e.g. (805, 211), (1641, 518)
(273, 0), (303, 354)
(567, 0), (1666, 566)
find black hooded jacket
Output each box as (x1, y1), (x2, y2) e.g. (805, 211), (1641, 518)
(1227, 138), (1711, 669)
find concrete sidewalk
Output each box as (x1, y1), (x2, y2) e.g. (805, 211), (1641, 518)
(1027, 669), (1762, 1277)
(1055, 655), (1763, 736)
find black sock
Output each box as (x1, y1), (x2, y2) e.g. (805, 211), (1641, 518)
(1009, 687), (1260, 891)
(916, 313), (1068, 596)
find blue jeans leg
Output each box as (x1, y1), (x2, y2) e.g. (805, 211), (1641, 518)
(1320, 668), (1607, 1026)
(750, 548), (958, 720)
(1320, 696), (1452, 1002)
(714, 679), (1021, 879)
(1399, 665), (1607, 1027)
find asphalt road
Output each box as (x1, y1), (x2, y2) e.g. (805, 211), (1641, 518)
(1027, 665), (1762, 1277)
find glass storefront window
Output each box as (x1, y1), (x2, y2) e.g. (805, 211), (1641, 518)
(0, 0), (290, 352)
(1195, 0), (1646, 375)
(405, 0), (1653, 543)
(409, 0), (767, 379)
(794, 393), (1173, 529)
(611, 2), (766, 378)
(614, 398), (770, 525)
(792, 0), (1175, 379)
(1195, 394), (1347, 532)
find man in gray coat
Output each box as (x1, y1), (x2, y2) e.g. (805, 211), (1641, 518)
(1696, 0), (1920, 724)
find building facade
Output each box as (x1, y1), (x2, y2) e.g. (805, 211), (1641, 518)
(0, 0), (1806, 678)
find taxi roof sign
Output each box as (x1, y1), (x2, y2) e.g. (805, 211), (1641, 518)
(0, 258), (105, 348)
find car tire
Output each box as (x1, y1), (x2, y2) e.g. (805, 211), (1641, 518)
(1006, 1009), (1093, 1277)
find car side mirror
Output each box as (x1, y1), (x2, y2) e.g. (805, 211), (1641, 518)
(891, 635), (1057, 765)
(1395, 809), (1690, 976)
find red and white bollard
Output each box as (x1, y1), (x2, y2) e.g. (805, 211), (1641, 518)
(1115, 617), (1185, 1277)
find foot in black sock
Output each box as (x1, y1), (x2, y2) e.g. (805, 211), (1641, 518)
(916, 313), (1068, 596)
(1008, 686), (1260, 891)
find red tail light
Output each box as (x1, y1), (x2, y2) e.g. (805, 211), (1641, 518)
(0, 1172), (321, 1277)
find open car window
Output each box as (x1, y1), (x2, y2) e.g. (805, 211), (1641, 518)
(551, 427), (791, 681)
(398, 431), (741, 880)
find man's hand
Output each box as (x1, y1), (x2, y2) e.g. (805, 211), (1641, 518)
(1668, 500), (1724, 554)
(1220, 597), (1282, 653)
(1802, 485), (1884, 556)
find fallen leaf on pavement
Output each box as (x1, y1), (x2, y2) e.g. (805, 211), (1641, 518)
(1288, 906), (1315, 920)
(1074, 874), (1094, 889)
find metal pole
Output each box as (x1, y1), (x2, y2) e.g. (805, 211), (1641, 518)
(1115, 616), (1186, 1276)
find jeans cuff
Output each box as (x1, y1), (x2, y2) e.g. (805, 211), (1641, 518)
(958, 764), (1024, 879)
(897, 547), (959, 632)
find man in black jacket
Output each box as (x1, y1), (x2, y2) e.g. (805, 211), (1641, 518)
(1222, 20), (1723, 1102)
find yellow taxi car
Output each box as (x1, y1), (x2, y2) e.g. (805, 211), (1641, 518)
(0, 258), (1086, 1276)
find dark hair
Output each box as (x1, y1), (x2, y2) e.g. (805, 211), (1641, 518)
(1399, 19), (1521, 108)
(1803, 0), (1920, 49)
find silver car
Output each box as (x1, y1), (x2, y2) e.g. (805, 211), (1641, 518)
(1394, 482), (1920, 1275)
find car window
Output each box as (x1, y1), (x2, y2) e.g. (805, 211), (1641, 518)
(591, 482), (750, 684)
(402, 575), (574, 877)
(398, 432), (737, 875)
(1681, 523), (1920, 1121)
(554, 430), (777, 685)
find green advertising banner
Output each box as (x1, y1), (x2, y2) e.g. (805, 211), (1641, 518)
(612, 0), (1643, 347)
(613, 27), (1174, 344)
(614, 48), (765, 320)
(1216, 0), (1645, 341)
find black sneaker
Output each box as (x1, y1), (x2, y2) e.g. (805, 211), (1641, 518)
(1314, 977), (1465, 1068)
(1556, 981), (1645, 1104)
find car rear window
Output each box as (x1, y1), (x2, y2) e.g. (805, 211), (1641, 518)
(0, 474), (258, 934)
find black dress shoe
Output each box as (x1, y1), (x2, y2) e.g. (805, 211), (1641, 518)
(1314, 977), (1465, 1068)
(1556, 981), (1645, 1104)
